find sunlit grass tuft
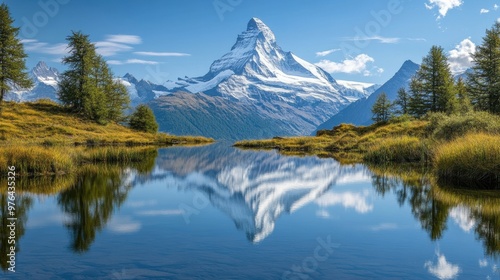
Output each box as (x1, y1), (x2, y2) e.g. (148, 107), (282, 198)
(434, 133), (500, 186)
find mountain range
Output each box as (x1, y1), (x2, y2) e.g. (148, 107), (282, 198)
(7, 18), (427, 140)
(150, 18), (376, 139)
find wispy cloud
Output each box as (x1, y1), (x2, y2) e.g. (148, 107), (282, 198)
(134, 51), (191, 57)
(495, 4), (499, 11)
(107, 216), (141, 234)
(407, 38), (427, 42)
(342, 35), (400, 44)
(22, 40), (68, 56)
(480, 8), (490, 14)
(95, 41), (133, 56)
(315, 48), (341, 57)
(136, 209), (184, 216)
(370, 223), (398, 231)
(425, 0), (463, 19)
(105, 34), (142, 45)
(108, 59), (160, 65)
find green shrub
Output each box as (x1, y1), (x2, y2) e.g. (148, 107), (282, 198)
(129, 105), (159, 134)
(427, 111), (500, 140)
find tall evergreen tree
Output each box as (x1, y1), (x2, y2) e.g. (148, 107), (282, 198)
(455, 77), (472, 114)
(394, 87), (409, 115)
(410, 45), (455, 115)
(371, 92), (393, 123)
(0, 4), (33, 112)
(408, 77), (428, 118)
(58, 31), (129, 123)
(467, 22), (500, 114)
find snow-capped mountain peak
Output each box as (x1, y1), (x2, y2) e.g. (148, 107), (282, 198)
(31, 61), (60, 87)
(246, 17), (276, 44)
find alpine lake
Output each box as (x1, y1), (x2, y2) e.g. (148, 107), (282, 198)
(2, 142), (499, 279)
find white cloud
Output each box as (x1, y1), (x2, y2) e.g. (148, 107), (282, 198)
(136, 209), (185, 216)
(95, 41), (133, 56)
(343, 36), (400, 44)
(479, 259), (489, 268)
(370, 223), (398, 231)
(449, 206), (476, 232)
(315, 189), (373, 214)
(107, 216), (141, 234)
(407, 38), (427, 42)
(315, 54), (376, 75)
(105, 34), (142, 45)
(316, 209), (330, 219)
(425, 252), (461, 280)
(108, 59), (160, 65)
(134, 51), (191, 57)
(316, 49), (341, 57)
(448, 38), (476, 75)
(495, 4), (499, 10)
(22, 40), (68, 56)
(481, 9), (490, 14)
(425, 0), (463, 18)
(95, 34), (142, 56)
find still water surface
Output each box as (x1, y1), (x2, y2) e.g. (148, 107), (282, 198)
(2, 143), (499, 279)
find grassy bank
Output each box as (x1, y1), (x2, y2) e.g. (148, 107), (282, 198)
(0, 100), (214, 176)
(234, 112), (500, 187)
(235, 119), (428, 163)
(0, 146), (159, 176)
(0, 99), (214, 146)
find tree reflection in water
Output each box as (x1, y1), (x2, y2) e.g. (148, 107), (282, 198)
(58, 148), (158, 253)
(369, 164), (500, 257)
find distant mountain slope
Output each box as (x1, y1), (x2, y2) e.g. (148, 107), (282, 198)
(150, 91), (331, 140)
(151, 18), (371, 139)
(314, 60), (420, 133)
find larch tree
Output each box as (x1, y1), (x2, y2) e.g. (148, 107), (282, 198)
(371, 92), (393, 123)
(409, 45), (456, 115)
(467, 21), (500, 114)
(394, 87), (409, 115)
(58, 31), (129, 124)
(0, 4), (33, 112)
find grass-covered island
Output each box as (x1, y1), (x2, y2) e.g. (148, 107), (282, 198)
(234, 112), (500, 187)
(0, 100), (214, 176)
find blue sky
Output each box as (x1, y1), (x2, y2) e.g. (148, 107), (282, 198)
(3, 0), (500, 84)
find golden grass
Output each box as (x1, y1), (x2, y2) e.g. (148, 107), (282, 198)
(364, 136), (429, 163)
(234, 120), (429, 162)
(0, 100), (214, 146)
(0, 100), (214, 176)
(0, 145), (75, 175)
(434, 133), (500, 185)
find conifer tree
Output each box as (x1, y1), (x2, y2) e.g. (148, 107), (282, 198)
(394, 87), (409, 115)
(58, 31), (129, 123)
(410, 46), (455, 115)
(129, 104), (158, 133)
(371, 92), (393, 123)
(468, 22), (500, 114)
(0, 4), (33, 112)
(455, 77), (472, 114)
